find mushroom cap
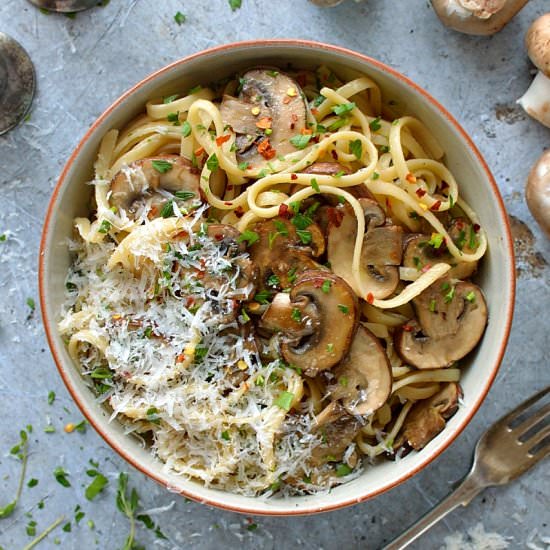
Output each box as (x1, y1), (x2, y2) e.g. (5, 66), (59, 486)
(219, 69), (307, 169)
(329, 325), (392, 416)
(395, 382), (462, 451)
(526, 13), (550, 77)
(327, 203), (400, 299)
(281, 270), (359, 377)
(110, 155), (199, 217)
(395, 280), (488, 369)
(526, 150), (550, 238)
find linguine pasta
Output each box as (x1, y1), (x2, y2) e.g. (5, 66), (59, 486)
(59, 66), (488, 495)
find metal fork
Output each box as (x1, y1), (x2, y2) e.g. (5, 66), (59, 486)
(384, 386), (550, 550)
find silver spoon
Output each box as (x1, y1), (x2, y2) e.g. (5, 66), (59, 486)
(0, 33), (35, 136)
(26, 0), (98, 12)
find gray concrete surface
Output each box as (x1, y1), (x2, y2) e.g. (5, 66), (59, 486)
(1, 0), (549, 548)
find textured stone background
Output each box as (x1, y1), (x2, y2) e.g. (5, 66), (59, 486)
(0, 0), (549, 548)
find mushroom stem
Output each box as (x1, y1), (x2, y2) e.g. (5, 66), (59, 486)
(431, 0), (529, 35)
(518, 71), (550, 129)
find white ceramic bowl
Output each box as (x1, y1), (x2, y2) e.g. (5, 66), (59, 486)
(39, 40), (515, 516)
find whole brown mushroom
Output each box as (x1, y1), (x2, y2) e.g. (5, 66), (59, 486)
(430, 0), (529, 35)
(518, 14), (550, 128)
(526, 150), (550, 238)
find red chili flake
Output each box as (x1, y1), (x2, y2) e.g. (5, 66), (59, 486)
(327, 207), (343, 228)
(402, 324), (414, 332)
(311, 108), (319, 116)
(283, 96), (292, 105)
(196, 270), (205, 279)
(234, 206), (245, 218)
(176, 354), (186, 363)
(224, 201), (233, 206)
(366, 292), (374, 304)
(386, 198), (392, 212)
(441, 181), (449, 189)
(278, 203), (291, 219)
(214, 233), (224, 241)
(215, 134), (231, 146)
(186, 296), (195, 307)
(415, 188), (427, 198)
(331, 150), (338, 161)
(301, 128), (312, 135)
(405, 173), (417, 183)
(312, 135), (320, 143)
(430, 200), (441, 211)
(455, 219), (465, 230)
(313, 279), (324, 289)
(421, 264), (432, 273)
(255, 117), (272, 130)
(473, 223), (481, 233)
(290, 113), (298, 130)
(290, 173), (298, 180)
(257, 138), (276, 160)
(194, 146), (205, 156)
(174, 230), (188, 240)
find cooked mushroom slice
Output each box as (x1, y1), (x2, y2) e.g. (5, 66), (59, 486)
(526, 150), (550, 238)
(280, 270), (358, 376)
(363, 226), (403, 266)
(395, 382), (462, 451)
(403, 232), (477, 281)
(220, 69), (307, 169)
(310, 401), (362, 467)
(302, 162), (351, 176)
(395, 280), (488, 369)
(260, 292), (320, 339)
(328, 203), (400, 299)
(109, 155), (199, 218)
(329, 326), (392, 415)
(206, 223), (246, 254)
(247, 217), (325, 291)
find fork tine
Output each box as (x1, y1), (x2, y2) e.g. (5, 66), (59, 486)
(526, 425), (550, 453)
(514, 402), (550, 437)
(503, 386), (550, 428)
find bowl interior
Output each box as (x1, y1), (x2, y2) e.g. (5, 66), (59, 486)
(40, 41), (514, 515)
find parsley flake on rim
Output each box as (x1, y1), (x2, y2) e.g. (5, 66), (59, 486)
(174, 11), (186, 24)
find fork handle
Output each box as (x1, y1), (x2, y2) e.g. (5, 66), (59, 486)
(382, 473), (484, 550)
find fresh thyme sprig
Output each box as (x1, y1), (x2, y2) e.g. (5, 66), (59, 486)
(0, 429), (30, 518)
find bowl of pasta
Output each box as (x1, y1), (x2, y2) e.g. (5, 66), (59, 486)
(39, 40), (515, 515)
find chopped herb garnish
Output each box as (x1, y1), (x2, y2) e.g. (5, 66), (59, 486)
(98, 220), (111, 234)
(296, 229), (312, 244)
(116, 473), (140, 550)
(44, 425), (55, 433)
(206, 153), (219, 172)
(372, 172), (380, 180)
(429, 299), (436, 313)
(334, 170), (346, 178)
(160, 200), (174, 218)
(428, 233), (444, 249)
(335, 463), (353, 477)
(311, 178), (320, 192)
(332, 102), (355, 116)
(413, 256), (422, 269)
(151, 159), (173, 173)
(188, 84), (202, 94)
(0, 233), (6, 242)
(468, 226), (478, 250)
(27, 478), (38, 488)
(228, 0), (242, 10)
(174, 190), (195, 200)
(289, 134), (312, 150)
(62, 522), (71, 533)
(167, 111), (179, 123)
(53, 466), (71, 488)
(380, 145), (390, 153)
(291, 212), (312, 230)
(369, 116), (382, 131)
(275, 391), (294, 411)
(254, 289), (272, 304)
(26, 298), (35, 311)
(146, 407), (161, 424)
(90, 367), (113, 379)
(85, 472), (108, 501)
(444, 285), (456, 303)
(0, 429), (30, 518)
(237, 229), (259, 246)
(181, 120), (192, 137)
(163, 94), (178, 104)
(349, 139), (362, 160)
(338, 304), (349, 314)
(328, 118), (350, 131)
(238, 161), (249, 171)
(266, 70), (279, 77)
(321, 279), (331, 293)
(313, 94), (325, 107)
(287, 267), (298, 284)
(247, 523), (258, 532)
(327, 343), (334, 353)
(174, 11), (186, 24)
(465, 291), (476, 303)
(273, 219), (289, 235)
(291, 308), (302, 322)
(267, 274), (280, 287)
(221, 431), (230, 441)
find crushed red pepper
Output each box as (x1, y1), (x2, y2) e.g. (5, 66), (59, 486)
(257, 138), (276, 160)
(215, 134), (231, 146)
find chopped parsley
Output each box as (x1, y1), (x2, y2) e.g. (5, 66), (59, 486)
(311, 178), (320, 192)
(296, 229), (312, 244)
(428, 233), (444, 249)
(429, 299), (436, 313)
(53, 466), (71, 488)
(228, 0), (242, 10)
(326, 343), (334, 353)
(289, 134), (312, 150)
(444, 285), (456, 303)
(332, 102), (355, 116)
(291, 308), (302, 322)
(146, 407), (161, 424)
(275, 391), (294, 411)
(238, 161), (249, 171)
(160, 200), (175, 218)
(287, 267), (298, 284)
(206, 153), (219, 172)
(27, 478), (38, 488)
(349, 139), (362, 160)
(98, 220), (111, 234)
(369, 116), (382, 131)
(267, 274), (280, 287)
(174, 11), (186, 24)
(167, 111), (179, 123)
(181, 120), (192, 137)
(163, 94), (178, 104)
(174, 190), (195, 200)
(465, 291), (476, 303)
(85, 472), (108, 501)
(335, 463), (352, 477)
(151, 159), (173, 173)
(321, 279), (331, 293)
(26, 298), (35, 311)
(221, 431), (230, 441)
(254, 289), (272, 304)
(237, 229), (259, 246)
(338, 304), (349, 314)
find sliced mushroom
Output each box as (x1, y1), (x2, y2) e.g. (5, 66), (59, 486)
(302, 162), (351, 176)
(328, 203), (400, 299)
(247, 217), (325, 292)
(363, 226), (403, 266)
(526, 149), (550, 238)
(220, 69), (307, 169)
(328, 326), (392, 416)
(260, 292), (320, 340)
(109, 155), (199, 218)
(310, 402), (362, 467)
(395, 280), (488, 369)
(403, 232), (477, 281)
(279, 270), (359, 376)
(206, 223), (246, 254)
(395, 382), (462, 451)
